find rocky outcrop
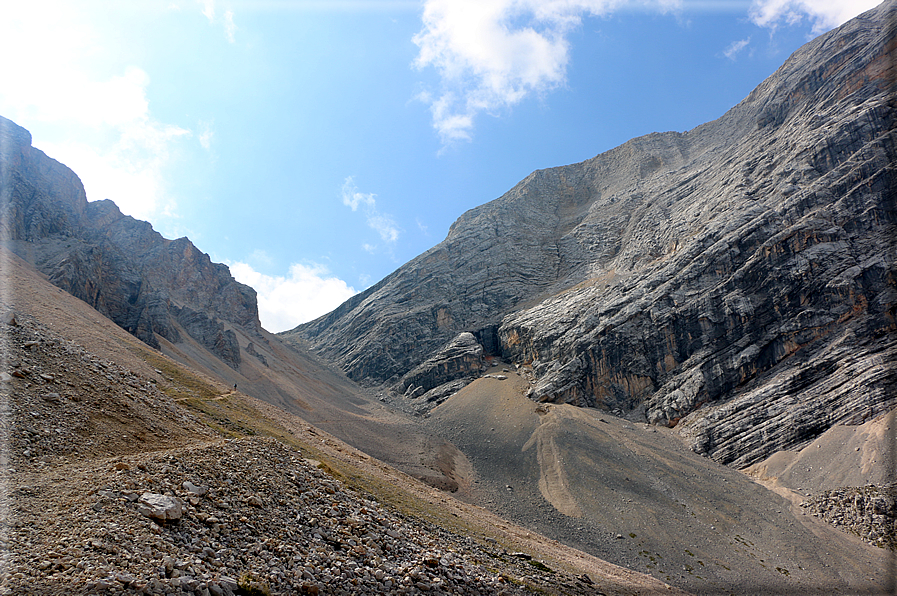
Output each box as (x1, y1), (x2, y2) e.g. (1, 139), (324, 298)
(497, 3), (897, 466)
(285, 1), (897, 467)
(0, 116), (260, 368)
(397, 332), (485, 398)
(801, 483), (897, 550)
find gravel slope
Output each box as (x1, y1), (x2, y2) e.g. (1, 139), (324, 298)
(425, 363), (894, 595)
(1, 247), (687, 595)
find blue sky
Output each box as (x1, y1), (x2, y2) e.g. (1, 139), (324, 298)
(0, 0), (881, 332)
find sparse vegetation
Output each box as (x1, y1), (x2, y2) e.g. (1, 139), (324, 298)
(237, 571), (272, 596)
(527, 560), (555, 574)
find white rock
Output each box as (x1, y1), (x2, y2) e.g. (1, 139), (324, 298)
(183, 480), (208, 496)
(137, 493), (184, 521)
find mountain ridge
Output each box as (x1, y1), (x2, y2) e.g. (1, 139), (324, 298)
(0, 116), (260, 368)
(283, 0), (897, 468)
(1, 4), (895, 594)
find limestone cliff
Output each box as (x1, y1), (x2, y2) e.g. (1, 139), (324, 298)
(0, 118), (260, 368)
(284, 1), (897, 467)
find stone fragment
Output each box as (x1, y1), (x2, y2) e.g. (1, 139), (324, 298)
(183, 480), (208, 496)
(137, 493), (184, 521)
(3, 310), (17, 326)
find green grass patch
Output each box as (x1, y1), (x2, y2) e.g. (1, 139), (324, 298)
(527, 560), (555, 574)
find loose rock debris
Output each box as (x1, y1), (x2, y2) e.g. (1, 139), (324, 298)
(3, 438), (547, 595)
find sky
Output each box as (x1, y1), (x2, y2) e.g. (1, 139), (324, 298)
(0, 0), (883, 332)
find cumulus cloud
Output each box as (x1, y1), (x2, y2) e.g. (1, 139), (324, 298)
(40, 121), (189, 221)
(229, 261), (358, 332)
(412, 0), (682, 145)
(341, 177), (401, 248)
(724, 37), (751, 59)
(749, 0), (881, 34)
(0, 4), (191, 221)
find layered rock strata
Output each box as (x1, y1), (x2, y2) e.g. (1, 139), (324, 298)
(285, 1), (897, 467)
(397, 332), (486, 398)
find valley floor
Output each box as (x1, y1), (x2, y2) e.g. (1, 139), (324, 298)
(0, 255), (686, 596)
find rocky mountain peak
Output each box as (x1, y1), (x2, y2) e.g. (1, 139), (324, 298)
(0, 115), (261, 369)
(283, 0), (897, 468)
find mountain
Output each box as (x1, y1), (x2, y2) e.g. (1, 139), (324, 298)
(0, 117), (259, 369)
(283, 0), (897, 469)
(2, 3), (895, 594)
(2, 246), (687, 596)
(0, 113), (471, 497)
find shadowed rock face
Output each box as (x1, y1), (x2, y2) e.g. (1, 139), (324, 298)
(284, 2), (897, 467)
(0, 118), (259, 368)
(397, 331), (486, 397)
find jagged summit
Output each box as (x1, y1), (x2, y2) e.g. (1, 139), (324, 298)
(0, 115), (260, 368)
(283, 0), (897, 467)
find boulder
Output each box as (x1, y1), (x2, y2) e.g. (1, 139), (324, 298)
(137, 493), (184, 522)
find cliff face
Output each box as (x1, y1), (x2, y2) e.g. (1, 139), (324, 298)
(0, 118), (260, 368)
(284, 1), (897, 467)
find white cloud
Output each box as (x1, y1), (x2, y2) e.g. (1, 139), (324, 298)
(367, 213), (400, 243)
(340, 177), (401, 246)
(198, 120), (215, 150)
(341, 176), (377, 211)
(198, 0), (237, 42)
(39, 124), (188, 221)
(413, 0), (682, 145)
(724, 37), (751, 59)
(0, 5), (192, 221)
(199, 0), (216, 20)
(224, 10), (237, 43)
(229, 261), (358, 332)
(749, 0), (881, 34)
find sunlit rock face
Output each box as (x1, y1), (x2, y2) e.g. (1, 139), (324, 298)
(296, 2), (895, 467)
(0, 116), (260, 369)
